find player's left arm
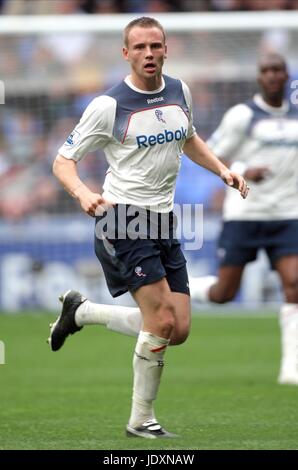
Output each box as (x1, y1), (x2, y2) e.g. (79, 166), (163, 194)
(183, 134), (249, 199)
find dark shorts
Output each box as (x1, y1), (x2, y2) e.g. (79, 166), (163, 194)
(94, 205), (189, 298)
(218, 219), (298, 268)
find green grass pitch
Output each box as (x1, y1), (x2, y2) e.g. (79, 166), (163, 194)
(0, 310), (297, 450)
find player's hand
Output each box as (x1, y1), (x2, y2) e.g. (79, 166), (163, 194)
(220, 170), (250, 199)
(243, 166), (271, 182)
(74, 185), (114, 217)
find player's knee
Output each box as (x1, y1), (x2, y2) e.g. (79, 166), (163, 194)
(291, 275), (298, 292)
(284, 276), (298, 302)
(216, 294), (234, 304)
(170, 317), (191, 346)
(172, 329), (189, 346)
(211, 292), (234, 304)
(210, 285), (236, 303)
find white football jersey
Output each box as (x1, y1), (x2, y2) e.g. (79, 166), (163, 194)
(208, 94), (298, 221)
(59, 75), (195, 213)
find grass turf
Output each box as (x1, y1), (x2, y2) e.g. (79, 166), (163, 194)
(0, 311), (297, 450)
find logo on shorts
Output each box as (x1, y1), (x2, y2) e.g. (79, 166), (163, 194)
(135, 266), (146, 278)
(155, 108), (166, 124)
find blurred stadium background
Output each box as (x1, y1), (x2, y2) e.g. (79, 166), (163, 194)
(0, 0), (298, 312)
(1, 0), (298, 453)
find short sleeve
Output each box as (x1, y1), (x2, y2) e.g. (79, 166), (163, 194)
(58, 95), (116, 161)
(207, 104), (253, 160)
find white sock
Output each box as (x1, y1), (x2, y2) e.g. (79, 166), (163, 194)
(189, 275), (218, 302)
(129, 331), (170, 428)
(278, 303), (298, 382)
(75, 300), (142, 337)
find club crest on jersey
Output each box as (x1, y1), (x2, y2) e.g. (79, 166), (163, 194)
(155, 108), (166, 124)
(135, 266), (146, 278)
(66, 129), (80, 146)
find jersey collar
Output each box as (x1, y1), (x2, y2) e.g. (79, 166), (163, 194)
(253, 93), (289, 116)
(124, 75), (165, 94)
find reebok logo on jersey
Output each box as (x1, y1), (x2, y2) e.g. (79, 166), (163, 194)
(136, 127), (187, 148)
(147, 96), (164, 104)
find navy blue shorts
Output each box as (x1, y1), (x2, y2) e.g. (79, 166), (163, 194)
(218, 219), (298, 268)
(94, 205), (189, 298)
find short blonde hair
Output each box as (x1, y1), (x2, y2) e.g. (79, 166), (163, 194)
(123, 16), (166, 47)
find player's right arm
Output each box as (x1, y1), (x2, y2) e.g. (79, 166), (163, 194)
(53, 155), (105, 217)
(53, 96), (115, 216)
(208, 103), (270, 181)
(207, 103), (252, 158)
